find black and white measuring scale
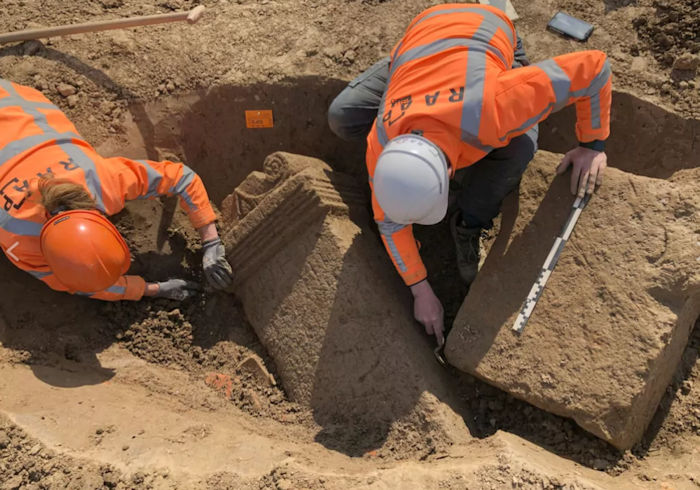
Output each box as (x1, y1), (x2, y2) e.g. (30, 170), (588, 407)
(512, 193), (592, 334)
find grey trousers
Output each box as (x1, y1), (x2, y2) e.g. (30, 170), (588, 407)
(327, 50), (538, 230)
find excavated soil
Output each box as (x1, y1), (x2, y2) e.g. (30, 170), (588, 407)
(0, 0), (699, 488)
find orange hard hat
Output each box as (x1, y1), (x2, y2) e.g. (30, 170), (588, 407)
(40, 210), (130, 293)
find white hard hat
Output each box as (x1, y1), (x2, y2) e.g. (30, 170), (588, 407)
(373, 134), (449, 225)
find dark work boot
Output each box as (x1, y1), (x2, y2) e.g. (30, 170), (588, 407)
(450, 212), (481, 284)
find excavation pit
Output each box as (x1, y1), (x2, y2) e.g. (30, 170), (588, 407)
(0, 81), (698, 488)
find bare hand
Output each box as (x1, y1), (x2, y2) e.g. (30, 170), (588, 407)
(409, 280), (445, 346)
(556, 147), (607, 198)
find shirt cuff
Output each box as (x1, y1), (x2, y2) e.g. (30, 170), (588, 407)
(407, 276), (428, 288)
(579, 139), (606, 152)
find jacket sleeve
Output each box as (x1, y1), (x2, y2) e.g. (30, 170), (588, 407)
(486, 50), (612, 148)
(370, 187), (428, 286)
(73, 275), (146, 301)
(20, 266), (146, 301)
(104, 156), (217, 229)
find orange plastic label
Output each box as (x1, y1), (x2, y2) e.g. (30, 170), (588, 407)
(245, 110), (274, 128)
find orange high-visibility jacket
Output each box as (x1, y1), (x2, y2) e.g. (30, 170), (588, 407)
(366, 4), (612, 286)
(0, 80), (217, 300)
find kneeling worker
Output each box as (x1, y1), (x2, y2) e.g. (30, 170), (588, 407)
(328, 4), (611, 344)
(0, 79), (233, 301)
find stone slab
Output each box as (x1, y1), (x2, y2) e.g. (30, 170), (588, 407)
(445, 151), (700, 449)
(222, 152), (469, 449)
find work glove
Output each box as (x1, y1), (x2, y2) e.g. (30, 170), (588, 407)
(154, 279), (201, 301)
(202, 238), (234, 290)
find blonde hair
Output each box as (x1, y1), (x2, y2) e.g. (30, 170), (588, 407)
(38, 178), (96, 215)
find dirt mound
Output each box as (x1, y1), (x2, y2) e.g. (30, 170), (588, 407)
(633, 0), (700, 68)
(0, 415), (137, 490)
(107, 200), (306, 422)
(113, 306), (292, 418)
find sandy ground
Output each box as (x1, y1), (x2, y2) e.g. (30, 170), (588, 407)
(0, 0), (698, 488)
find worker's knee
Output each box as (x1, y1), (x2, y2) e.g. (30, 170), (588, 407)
(327, 92), (356, 141)
(328, 57), (390, 142)
(507, 126), (538, 171)
(515, 137), (537, 165)
(327, 89), (378, 142)
(486, 128), (539, 195)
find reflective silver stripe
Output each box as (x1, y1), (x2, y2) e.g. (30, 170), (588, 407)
(498, 104), (552, 143)
(0, 80), (105, 211)
(376, 93), (390, 147)
(390, 37), (507, 77)
(589, 92), (601, 129)
(135, 160), (163, 199)
(0, 99), (57, 110)
(412, 6), (515, 45)
(391, 39), (405, 64)
(26, 269), (52, 280)
(570, 59), (611, 97)
(536, 59), (571, 112)
(170, 166), (198, 211)
(54, 140), (105, 212)
(460, 44), (492, 152)
(497, 58), (567, 140)
(568, 59), (611, 131)
(459, 16), (500, 153)
(0, 80), (53, 134)
(75, 284), (125, 297)
(0, 208), (42, 236)
(104, 284), (126, 295)
(0, 80), (59, 114)
(377, 220), (408, 272)
(0, 131), (79, 166)
(0, 79), (19, 97)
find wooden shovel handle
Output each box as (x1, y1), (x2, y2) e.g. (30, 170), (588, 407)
(0, 5), (206, 44)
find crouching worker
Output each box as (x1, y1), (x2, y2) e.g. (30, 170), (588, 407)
(328, 4), (611, 344)
(0, 80), (233, 301)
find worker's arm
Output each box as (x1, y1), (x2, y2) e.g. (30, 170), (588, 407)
(105, 157), (233, 289)
(32, 267), (198, 301)
(371, 194), (445, 344)
(487, 50), (612, 195)
(366, 130), (445, 341)
(373, 212), (427, 286)
(106, 157), (217, 230)
(489, 50), (611, 145)
(83, 275), (146, 301)
(30, 268), (147, 301)
(5, 238), (144, 300)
